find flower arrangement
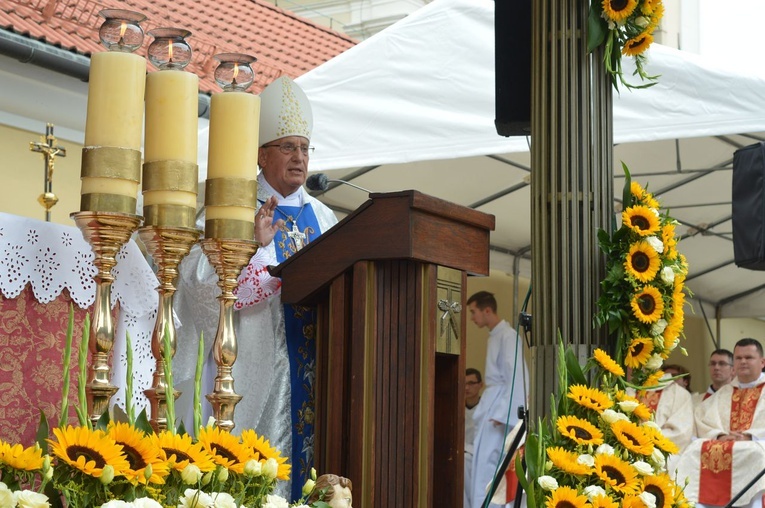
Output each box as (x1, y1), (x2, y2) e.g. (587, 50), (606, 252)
(518, 166), (692, 508)
(595, 163), (689, 387)
(0, 310), (332, 508)
(588, 0), (665, 89)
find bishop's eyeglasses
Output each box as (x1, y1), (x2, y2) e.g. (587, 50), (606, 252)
(262, 142), (315, 156)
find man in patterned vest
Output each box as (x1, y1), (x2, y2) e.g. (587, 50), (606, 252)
(674, 338), (765, 508)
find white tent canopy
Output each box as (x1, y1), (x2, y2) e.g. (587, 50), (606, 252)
(292, 0), (765, 319)
(297, 0), (765, 171)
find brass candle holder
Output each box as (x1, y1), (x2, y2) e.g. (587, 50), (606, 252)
(200, 237), (258, 431)
(71, 211), (142, 424)
(138, 226), (200, 431)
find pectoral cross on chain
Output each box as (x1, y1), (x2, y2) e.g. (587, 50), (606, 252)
(287, 223), (307, 251)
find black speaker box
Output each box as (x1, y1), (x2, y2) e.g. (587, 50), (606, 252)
(732, 141), (765, 270)
(494, 0), (532, 137)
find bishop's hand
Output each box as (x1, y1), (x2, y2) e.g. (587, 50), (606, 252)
(254, 195), (285, 247)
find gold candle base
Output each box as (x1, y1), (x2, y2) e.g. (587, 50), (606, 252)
(138, 225), (202, 432)
(200, 237), (259, 431)
(71, 211), (143, 424)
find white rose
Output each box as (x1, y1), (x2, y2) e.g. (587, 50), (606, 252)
(635, 15), (650, 27)
(577, 454), (595, 467)
(595, 444), (615, 456)
(100, 502), (131, 508)
(583, 485), (606, 500)
(645, 354), (664, 371)
(618, 400), (639, 413)
(661, 266), (675, 285)
(646, 236), (664, 254)
(211, 492), (237, 508)
(643, 420), (660, 431)
(262, 494), (290, 508)
(651, 448), (667, 468)
(181, 464), (203, 485)
(244, 459), (262, 477)
(217, 467), (229, 484)
(537, 475), (558, 491)
(13, 490), (49, 508)
(651, 319), (668, 336)
(263, 458), (279, 480)
(632, 460), (654, 476)
(601, 409), (628, 423)
(640, 491), (657, 508)
(0, 484), (15, 508)
(133, 499), (163, 508)
(178, 489), (213, 508)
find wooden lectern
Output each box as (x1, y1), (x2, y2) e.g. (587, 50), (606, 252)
(272, 191), (495, 507)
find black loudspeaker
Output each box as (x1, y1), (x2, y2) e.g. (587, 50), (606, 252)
(732, 141), (765, 270)
(494, 0), (532, 137)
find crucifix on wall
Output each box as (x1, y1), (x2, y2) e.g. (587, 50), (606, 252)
(29, 123), (66, 222)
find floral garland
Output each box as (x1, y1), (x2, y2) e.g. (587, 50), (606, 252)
(520, 167), (691, 508)
(588, 0), (665, 89)
(595, 163), (689, 387)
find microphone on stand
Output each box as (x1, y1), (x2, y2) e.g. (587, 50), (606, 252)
(306, 173), (372, 194)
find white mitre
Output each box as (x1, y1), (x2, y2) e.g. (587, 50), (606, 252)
(258, 75), (313, 146)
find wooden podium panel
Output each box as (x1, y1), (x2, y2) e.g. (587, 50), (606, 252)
(273, 191), (494, 508)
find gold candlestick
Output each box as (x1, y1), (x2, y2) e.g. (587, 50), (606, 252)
(200, 237), (258, 431)
(71, 211), (142, 424)
(138, 225), (201, 432)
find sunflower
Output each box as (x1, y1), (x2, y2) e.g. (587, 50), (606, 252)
(107, 422), (169, 485)
(642, 370), (665, 390)
(648, 1), (665, 30)
(623, 206), (660, 237)
(568, 385), (613, 413)
(594, 454), (639, 494)
(197, 426), (253, 473)
(0, 442), (44, 471)
(640, 0), (658, 15)
(621, 494), (649, 508)
(641, 474), (675, 508)
(557, 415), (604, 446)
(240, 429), (291, 480)
(547, 447), (593, 476)
(623, 33), (654, 57)
(611, 420), (654, 455)
(601, 0), (638, 22)
(630, 286), (664, 324)
(661, 223), (677, 256)
(625, 338), (654, 368)
(545, 485), (591, 508)
(49, 425), (129, 478)
(630, 181), (647, 202)
(152, 431), (216, 473)
(594, 349), (625, 377)
(590, 495), (620, 508)
(643, 425), (679, 455)
(625, 241), (661, 282)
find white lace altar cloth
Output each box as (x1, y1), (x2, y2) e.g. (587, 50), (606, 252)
(0, 212), (158, 412)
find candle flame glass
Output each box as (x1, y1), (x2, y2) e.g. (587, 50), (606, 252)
(98, 9), (146, 53)
(148, 28), (193, 70)
(214, 53), (257, 92)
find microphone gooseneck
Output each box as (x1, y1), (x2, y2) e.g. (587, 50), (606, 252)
(306, 173), (372, 194)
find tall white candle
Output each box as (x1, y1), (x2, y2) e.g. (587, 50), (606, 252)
(84, 52), (146, 149)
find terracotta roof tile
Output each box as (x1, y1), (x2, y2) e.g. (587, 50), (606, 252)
(0, 0), (356, 94)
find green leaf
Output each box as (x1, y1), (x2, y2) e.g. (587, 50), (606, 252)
(135, 409), (154, 435)
(95, 409), (111, 431)
(587, 0), (607, 53)
(524, 432), (539, 480)
(36, 411), (50, 453)
(564, 347), (587, 386)
(514, 451), (530, 495)
(621, 161), (633, 206)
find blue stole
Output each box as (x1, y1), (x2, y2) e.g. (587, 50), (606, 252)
(272, 203), (321, 501)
